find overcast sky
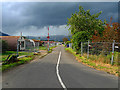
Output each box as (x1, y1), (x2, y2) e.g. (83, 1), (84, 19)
(1, 1), (118, 36)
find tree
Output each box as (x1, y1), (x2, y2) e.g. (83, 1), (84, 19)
(91, 22), (120, 42)
(67, 6), (105, 38)
(62, 37), (68, 42)
(91, 22), (120, 53)
(72, 31), (89, 52)
(67, 6), (105, 52)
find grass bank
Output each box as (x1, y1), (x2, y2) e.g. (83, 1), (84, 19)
(1, 51), (33, 62)
(65, 47), (119, 77)
(48, 46), (57, 53)
(1, 46), (57, 71)
(2, 56), (34, 71)
(39, 46), (47, 50)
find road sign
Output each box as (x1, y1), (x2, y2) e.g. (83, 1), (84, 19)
(47, 36), (50, 39)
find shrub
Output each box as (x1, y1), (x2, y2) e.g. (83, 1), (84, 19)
(0, 39), (8, 53)
(65, 41), (71, 46)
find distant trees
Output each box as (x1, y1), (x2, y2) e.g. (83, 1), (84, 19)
(67, 6), (105, 52)
(62, 37), (68, 43)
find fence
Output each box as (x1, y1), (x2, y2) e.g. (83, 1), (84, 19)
(71, 41), (120, 65)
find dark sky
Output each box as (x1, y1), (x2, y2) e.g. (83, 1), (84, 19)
(2, 2), (118, 36)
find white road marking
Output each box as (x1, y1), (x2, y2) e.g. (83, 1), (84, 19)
(56, 51), (67, 90)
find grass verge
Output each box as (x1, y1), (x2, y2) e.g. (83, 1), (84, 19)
(1, 51), (33, 62)
(2, 56), (34, 71)
(48, 46), (57, 53)
(39, 46), (47, 50)
(1, 46), (57, 71)
(65, 47), (119, 77)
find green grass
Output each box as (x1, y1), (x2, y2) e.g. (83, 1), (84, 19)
(1, 46), (56, 71)
(2, 56), (34, 71)
(50, 46), (57, 50)
(65, 48), (76, 56)
(47, 46), (57, 53)
(0, 51), (34, 62)
(1, 51), (34, 71)
(39, 46), (47, 50)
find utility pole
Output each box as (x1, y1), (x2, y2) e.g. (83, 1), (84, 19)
(17, 40), (19, 57)
(47, 27), (50, 51)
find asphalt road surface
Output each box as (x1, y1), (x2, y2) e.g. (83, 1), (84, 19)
(2, 46), (118, 89)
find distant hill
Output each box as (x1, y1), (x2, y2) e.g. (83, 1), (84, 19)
(0, 32), (9, 36)
(25, 35), (71, 42)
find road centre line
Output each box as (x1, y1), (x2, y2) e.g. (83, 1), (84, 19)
(56, 51), (67, 90)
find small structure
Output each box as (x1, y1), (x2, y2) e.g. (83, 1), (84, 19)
(18, 36), (26, 50)
(0, 36), (21, 51)
(41, 40), (56, 47)
(32, 39), (41, 47)
(0, 36), (35, 51)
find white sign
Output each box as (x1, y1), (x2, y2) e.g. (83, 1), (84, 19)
(115, 46), (119, 48)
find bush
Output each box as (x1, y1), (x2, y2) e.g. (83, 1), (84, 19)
(72, 31), (89, 53)
(0, 39), (8, 53)
(65, 41), (71, 47)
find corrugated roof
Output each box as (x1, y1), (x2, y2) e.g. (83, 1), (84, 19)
(32, 39), (41, 42)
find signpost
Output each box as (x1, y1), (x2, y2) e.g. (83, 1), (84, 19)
(17, 40), (19, 57)
(47, 27), (50, 51)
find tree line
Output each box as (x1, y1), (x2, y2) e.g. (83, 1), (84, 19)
(66, 6), (119, 53)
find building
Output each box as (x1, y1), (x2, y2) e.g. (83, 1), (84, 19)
(0, 36), (35, 51)
(41, 41), (56, 47)
(32, 39), (41, 47)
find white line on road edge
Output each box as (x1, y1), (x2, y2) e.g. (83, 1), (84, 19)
(56, 51), (67, 90)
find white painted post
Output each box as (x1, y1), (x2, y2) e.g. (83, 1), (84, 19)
(81, 42), (83, 56)
(87, 40), (89, 58)
(38, 42), (39, 51)
(111, 40), (115, 65)
(17, 40), (19, 57)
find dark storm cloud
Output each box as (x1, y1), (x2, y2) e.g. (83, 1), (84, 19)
(2, 2), (118, 36)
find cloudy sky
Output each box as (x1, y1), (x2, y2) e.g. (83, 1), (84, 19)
(1, 1), (119, 36)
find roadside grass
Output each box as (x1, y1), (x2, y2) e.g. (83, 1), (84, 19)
(2, 56), (34, 71)
(1, 46), (48, 62)
(1, 51), (34, 62)
(62, 44), (65, 47)
(50, 46), (57, 50)
(39, 46), (47, 50)
(65, 47), (119, 76)
(1, 46), (57, 71)
(48, 46), (57, 53)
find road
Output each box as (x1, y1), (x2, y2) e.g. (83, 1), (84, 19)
(2, 46), (118, 89)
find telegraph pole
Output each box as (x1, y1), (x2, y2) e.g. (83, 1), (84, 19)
(47, 27), (50, 51)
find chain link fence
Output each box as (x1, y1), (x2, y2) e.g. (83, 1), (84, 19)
(80, 41), (120, 65)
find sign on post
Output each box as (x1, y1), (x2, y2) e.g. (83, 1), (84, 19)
(47, 27), (50, 51)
